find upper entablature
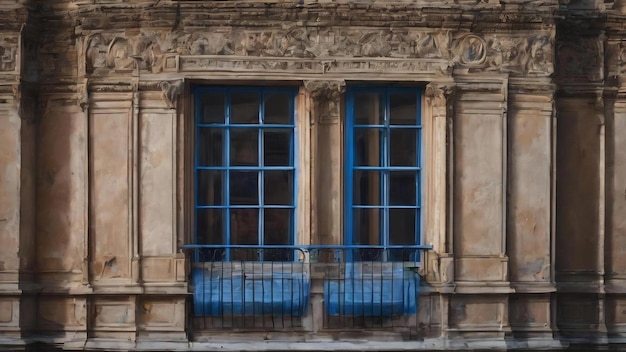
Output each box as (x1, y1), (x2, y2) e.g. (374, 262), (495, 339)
(41, 0), (558, 30)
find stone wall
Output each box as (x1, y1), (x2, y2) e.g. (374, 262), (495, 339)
(0, 0), (625, 350)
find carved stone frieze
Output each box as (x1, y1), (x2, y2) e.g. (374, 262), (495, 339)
(452, 34), (552, 75)
(304, 80), (345, 124)
(454, 35), (487, 66)
(82, 29), (555, 77)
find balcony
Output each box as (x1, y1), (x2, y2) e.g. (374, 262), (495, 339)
(184, 245), (430, 334)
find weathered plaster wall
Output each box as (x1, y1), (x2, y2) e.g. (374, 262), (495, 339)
(2, 0), (626, 350)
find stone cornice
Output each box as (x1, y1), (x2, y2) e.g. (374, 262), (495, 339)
(38, 1), (557, 30)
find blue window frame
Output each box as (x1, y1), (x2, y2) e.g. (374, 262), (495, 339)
(193, 87), (298, 255)
(345, 87), (423, 249)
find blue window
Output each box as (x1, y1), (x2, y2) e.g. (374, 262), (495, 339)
(193, 87), (297, 255)
(345, 87), (423, 249)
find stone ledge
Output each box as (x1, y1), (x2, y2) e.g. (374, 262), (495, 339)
(0, 336), (572, 351)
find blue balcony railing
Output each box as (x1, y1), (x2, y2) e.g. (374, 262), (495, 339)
(183, 244), (431, 330)
(307, 245), (426, 329)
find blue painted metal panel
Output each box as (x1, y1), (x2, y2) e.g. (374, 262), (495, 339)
(323, 264), (420, 316)
(191, 267), (310, 317)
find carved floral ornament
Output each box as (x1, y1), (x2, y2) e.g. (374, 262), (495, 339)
(84, 29), (553, 76)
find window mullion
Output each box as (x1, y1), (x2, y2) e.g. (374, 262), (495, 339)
(290, 91), (296, 245)
(382, 91), (390, 249)
(346, 92), (355, 247)
(225, 92), (231, 260)
(259, 91), (265, 253)
(193, 90), (201, 261)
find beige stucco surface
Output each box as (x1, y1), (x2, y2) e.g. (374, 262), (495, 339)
(0, 0), (625, 350)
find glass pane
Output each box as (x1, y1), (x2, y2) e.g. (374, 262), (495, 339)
(197, 128), (223, 166)
(389, 92), (417, 125)
(196, 209), (224, 246)
(231, 92), (259, 124)
(230, 129), (258, 166)
(264, 92), (291, 124)
(354, 92), (384, 125)
(352, 170), (382, 206)
(230, 209), (259, 260)
(200, 93), (225, 124)
(354, 128), (383, 166)
(389, 171), (417, 206)
(265, 171), (293, 205)
(264, 209), (292, 261)
(197, 170), (223, 206)
(389, 208), (416, 245)
(264, 129), (292, 166)
(230, 171), (258, 205)
(353, 208), (381, 245)
(390, 129), (417, 167)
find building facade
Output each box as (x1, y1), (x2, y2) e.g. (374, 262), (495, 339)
(0, 0), (625, 350)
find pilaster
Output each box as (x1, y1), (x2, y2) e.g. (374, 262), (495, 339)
(507, 76), (557, 340)
(603, 35), (626, 343)
(0, 2), (37, 347)
(304, 80), (345, 246)
(554, 25), (608, 342)
(448, 73), (512, 341)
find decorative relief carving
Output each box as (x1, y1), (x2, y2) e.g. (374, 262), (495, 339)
(604, 41), (621, 79)
(86, 34), (107, 73)
(83, 29), (554, 76)
(160, 80), (183, 109)
(304, 80), (345, 124)
(456, 35), (487, 65)
(0, 36), (17, 72)
(106, 37), (135, 71)
(453, 34), (552, 75)
(425, 82), (455, 113)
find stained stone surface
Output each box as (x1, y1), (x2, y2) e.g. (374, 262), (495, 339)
(0, 0), (625, 350)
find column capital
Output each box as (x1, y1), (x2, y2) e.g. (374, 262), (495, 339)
(304, 80), (345, 124)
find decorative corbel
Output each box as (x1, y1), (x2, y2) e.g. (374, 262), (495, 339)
(304, 80), (346, 124)
(425, 82), (455, 117)
(159, 79), (183, 110)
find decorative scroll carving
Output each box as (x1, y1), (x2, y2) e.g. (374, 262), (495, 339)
(304, 80), (346, 124)
(425, 82), (455, 113)
(160, 80), (183, 109)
